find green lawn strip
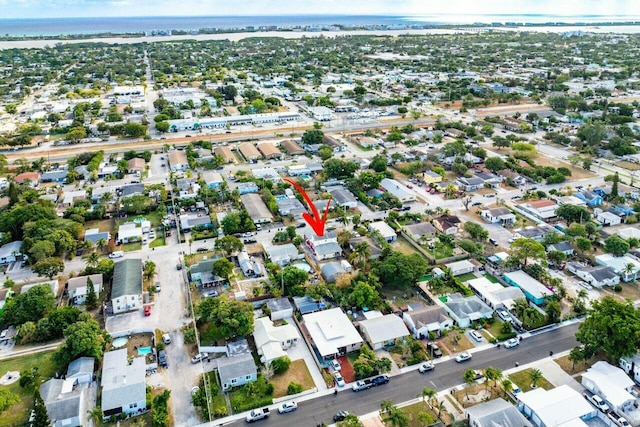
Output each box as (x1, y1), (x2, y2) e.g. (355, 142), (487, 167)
(508, 368), (554, 393)
(457, 272), (477, 282)
(483, 273), (499, 283)
(0, 351), (58, 426)
(122, 242), (142, 252)
(397, 400), (440, 426)
(149, 235), (166, 248)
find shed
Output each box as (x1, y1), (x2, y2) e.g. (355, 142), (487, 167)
(266, 298), (294, 321)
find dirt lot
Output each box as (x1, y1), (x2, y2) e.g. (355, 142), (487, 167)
(271, 359), (315, 398)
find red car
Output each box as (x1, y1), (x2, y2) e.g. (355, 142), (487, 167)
(143, 305), (151, 316)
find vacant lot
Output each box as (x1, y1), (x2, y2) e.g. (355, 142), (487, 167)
(271, 359), (315, 398)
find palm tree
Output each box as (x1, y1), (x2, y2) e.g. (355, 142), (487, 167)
(501, 378), (513, 398)
(380, 399), (394, 415)
(96, 238), (107, 253)
(436, 400), (447, 419)
(384, 407), (409, 427)
(463, 368), (477, 400)
(484, 366), (502, 390)
(261, 363), (274, 381)
(397, 339), (411, 360)
(418, 387), (436, 408)
(353, 241), (371, 267)
(87, 406), (102, 425)
(624, 263), (636, 280)
(529, 368), (543, 388)
(418, 412), (433, 427)
(85, 252), (100, 268)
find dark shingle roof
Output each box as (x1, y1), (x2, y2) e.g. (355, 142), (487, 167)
(112, 259), (142, 299)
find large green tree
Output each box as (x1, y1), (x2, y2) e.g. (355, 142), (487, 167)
(197, 297), (254, 340)
(32, 257), (65, 279)
(54, 319), (111, 367)
(215, 235), (243, 256)
(212, 258), (234, 280)
(508, 238), (547, 267)
(556, 204), (591, 224)
(575, 297), (640, 362)
(0, 284), (55, 326)
(374, 252), (428, 289)
(604, 235), (630, 257)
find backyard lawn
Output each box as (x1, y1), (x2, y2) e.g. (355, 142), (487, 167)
(392, 401), (442, 427)
(0, 351), (58, 427)
(457, 272), (478, 282)
(271, 359), (315, 398)
(508, 368), (554, 393)
(483, 273), (499, 283)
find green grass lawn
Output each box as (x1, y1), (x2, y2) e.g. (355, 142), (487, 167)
(122, 242), (142, 252)
(149, 235), (166, 248)
(229, 376), (273, 413)
(395, 401), (441, 427)
(457, 272), (477, 282)
(198, 323), (224, 346)
(508, 368), (554, 393)
(483, 273), (499, 283)
(0, 351), (58, 426)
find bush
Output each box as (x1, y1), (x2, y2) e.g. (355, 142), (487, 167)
(287, 382), (303, 395)
(614, 284), (623, 292)
(271, 356), (291, 374)
(497, 332), (517, 341)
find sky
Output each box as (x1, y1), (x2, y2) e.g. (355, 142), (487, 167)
(0, 0), (639, 20)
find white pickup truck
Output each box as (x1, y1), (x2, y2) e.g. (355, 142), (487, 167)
(245, 407), (270, 423)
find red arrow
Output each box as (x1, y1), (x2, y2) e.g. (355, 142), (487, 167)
(284, 178), (332, 237)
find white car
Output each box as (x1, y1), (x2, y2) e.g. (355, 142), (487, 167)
(191, 352), (208, 364)
(333, 371), (346, 387)
(330, 359), (341, 372)
(162, 333), (171, 345)
(455, 352), (472, 363)
(278, 401), (297, 414)
(589, 394), (610, 412)
(469, 330), (483, 342)
(418, 361), (435, 373)
(504, 338), (519, 349)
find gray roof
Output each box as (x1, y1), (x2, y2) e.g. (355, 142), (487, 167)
(84, 231), (111, 244)
(120, 184), (145, 198)
(277, 197), (306, 215)
(549, 241), (573, 253)
(266, 298), (293, 313)
(0, 240), (23, 258)
(405, 306), (451, 327)
(240, 193), (273, 222)
(41, 170), (68, 182)
(466, 398), (532, 427)
(264, 243), (299, 264)
(101, 349), (146, 413)
(488, 207), (512, 217)
(67, 357), (95, 380)
(404, 222), (436, 237)
(444, 294), (493, 320)
(314, 241), (342, 257)
(216, 353), (257, 385)
(190, 257), (222, 275)
(40, 379), (82, 427)
(327, 187), (357, 206)
(518, 226), (553, 239)
(459, 177), (484, 186)
(586, 265), (618, 281)
(112, 259), (142, 299)
(321, 261), (349, 283)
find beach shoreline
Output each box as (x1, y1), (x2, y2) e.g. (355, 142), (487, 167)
(2, 24), (640, 50)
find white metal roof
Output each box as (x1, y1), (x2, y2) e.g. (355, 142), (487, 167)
(359, 314), (410, 345)
(303, 307), (363, 358)
(518, 385), (594, 427)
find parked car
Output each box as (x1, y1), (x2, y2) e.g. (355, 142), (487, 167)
(472, 202), (483, 206)
(162, 333), (171, 345)
(155, 281), (161, 292)
(143, 305), (151, 317)
(418, 362), (435, 373)
(333, 411), (350, 422)
(427, 342), (443, 358)
(485, 194), (496, 198)
(203, 290), (218, 298)
(608, 412), (630, 427)
(330, 359), (341, 372)
(196, 247), (208, 252)
(333, 371), (345, 387)
(109, 251), (124, 259)
(176, 263), (183, 270)
(244, 239), (257, 244)
(277, 401), (297, 414)
(496, 308), (512, 322)
(470, 330), (483, 342)
(587, 394), (610, 412)
(191, 352), (208, 364)
(371, 375), (389, 386)
(158, 350), (168, 367)
(504, 338), (519, 349)
(511, 195), (522, 200)
(455, 352), (472, 363)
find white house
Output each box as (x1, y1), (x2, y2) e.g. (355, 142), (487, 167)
(517, 385), (597, 427)
(402, 305), (453, 339)
(111, 259), (143, 314)
(0, 241), (24, 265)
(444, 259), (475, 276)
(619, 353), (640, 384)
(595, 254), (640, 282)
(304, 231), (343, 261)
(101, 349), (147, 419)
(503, 270), (554, 305)
(216, 353), (258, 391)
(302, 307), (363, 361)
(466, 398), (532, 427)
(67, 274), (103, 305)
(596, 211), (622, 226)
(253, 317), (299, 365)
(263, 243), (302, 266)
(481, 207), (517, 225)
(467, 277), (526, 309)
(327, 186), (358, 209)
(443, 294), (494, 328)
(358, 313), (410, 350)
(517, 199), (558, 221)
(566, 263), (620, 288)
(116, 222), (143, 244)
(380, 178), (416, 203)
(266, 298), (294, 321)
(368, 221), (397, 243)
(168, 150), (189, 172)
(582, 361), (636, 414)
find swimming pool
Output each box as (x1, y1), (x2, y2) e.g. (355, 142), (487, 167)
(275, 195), (288, 201)
(292, 262), (312, 273)
(112, 337), (128, 348)
(138, 346), (152, 356)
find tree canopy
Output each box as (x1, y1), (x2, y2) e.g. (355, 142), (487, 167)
(508, 238), (547, 267)
(0, 284), (55, 326)
(54, 319), (111, 367)
(197, 297), (254, 340)
(374, 252), (428, 289)
(575, 297), (640, 362)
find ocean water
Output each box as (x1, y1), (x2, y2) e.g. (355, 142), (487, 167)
(0, 14), (639, 37)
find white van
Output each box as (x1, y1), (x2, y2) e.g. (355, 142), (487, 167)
(108, 251), (124, 259)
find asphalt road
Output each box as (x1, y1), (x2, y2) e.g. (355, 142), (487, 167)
(222, 322), (580, 427)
